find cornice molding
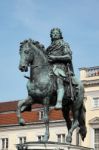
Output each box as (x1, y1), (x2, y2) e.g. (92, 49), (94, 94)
(0, 120), (66, 131)
(82, 79), (99, 87)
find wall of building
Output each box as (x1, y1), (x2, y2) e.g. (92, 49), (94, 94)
(80, 67), (99, 149)
(0, 121), (77, 150)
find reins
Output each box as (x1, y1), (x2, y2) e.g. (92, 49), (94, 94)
(30, 64), (49, 69)
(24, 64), (49, 80)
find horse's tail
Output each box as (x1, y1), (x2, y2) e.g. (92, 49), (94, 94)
(78, 102), (87, 141)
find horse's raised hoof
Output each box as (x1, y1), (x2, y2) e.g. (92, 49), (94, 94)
(66, 135), (72, 144)
(19, 118), (25, 126)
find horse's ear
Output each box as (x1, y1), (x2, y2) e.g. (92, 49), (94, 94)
(28, 39), (33, 43)
(20, 42), (23, 45)
(20, 40), (27, 45)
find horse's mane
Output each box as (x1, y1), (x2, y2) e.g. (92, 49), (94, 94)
(32, 40), (45, 53)
(20, 39), (46, 54)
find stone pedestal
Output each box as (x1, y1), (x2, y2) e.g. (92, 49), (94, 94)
(16, 141), (93, 150)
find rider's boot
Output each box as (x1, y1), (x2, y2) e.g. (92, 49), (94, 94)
(55, 87), (64, 110)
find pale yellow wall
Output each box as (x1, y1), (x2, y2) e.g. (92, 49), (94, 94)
(0, 122), (77, 150)
(81, 94), (99, 148)
(80, 68), (99, 149)
(80, 69), (87, 80)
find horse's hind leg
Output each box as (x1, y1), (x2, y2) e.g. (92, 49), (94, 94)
(66, 109), (79, 143)
(79, 103), (87, 141)
(42, 97), (49, 142)
(16, 96), (33, 126)
(62, 105), (72, 143)
(62, 106), (72, 131)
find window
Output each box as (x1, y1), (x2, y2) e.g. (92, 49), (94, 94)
(1, 138), (8, 149)
(39, 111), (44, 120)
(38, 135), (44, 142)
(18, 137), (26, 144)
(94, 129), (99, 150)
(93, 97), (99, 108)
(57, 134), (65, 143)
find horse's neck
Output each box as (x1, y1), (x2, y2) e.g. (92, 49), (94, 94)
(33, 45), (47, 66)
(31, 44), (48, 77)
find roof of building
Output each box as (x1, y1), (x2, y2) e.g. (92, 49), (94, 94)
(0, 100), (43, 112)
(0, 100), (65, 126)
(79, 66), (99, 70)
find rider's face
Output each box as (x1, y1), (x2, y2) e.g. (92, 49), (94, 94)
(51, 29), (60, 40)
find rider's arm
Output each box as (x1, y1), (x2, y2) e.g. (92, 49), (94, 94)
(48, 54), (71, 62)
(48, 43), (72, 62)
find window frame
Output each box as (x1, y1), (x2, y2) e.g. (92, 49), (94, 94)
(18, 136), (26, 144)
(94, 128), (99, 150)
(39, 110), (44, 120)
(92, 97), (99, 108)
(0, 138), (9, 149)
(37, 135), (44, 142)
(57, 134), (66, 143)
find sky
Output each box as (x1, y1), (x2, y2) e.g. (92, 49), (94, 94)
(0, 0), (99, 102)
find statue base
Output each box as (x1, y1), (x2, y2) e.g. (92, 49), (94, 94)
(16, 141), (93, 150)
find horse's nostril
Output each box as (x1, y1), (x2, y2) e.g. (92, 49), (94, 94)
(22, 66), (25, 69)
(19, 65), (28, 72)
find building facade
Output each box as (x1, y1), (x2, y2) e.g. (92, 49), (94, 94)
(80, 66), (99, 150)
(0, 101), (76, 150)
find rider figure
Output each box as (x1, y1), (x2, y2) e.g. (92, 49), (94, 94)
(46, 28), (76, 109)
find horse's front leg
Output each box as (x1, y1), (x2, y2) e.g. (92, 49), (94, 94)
(42, 97), (50, 142)
(66, 110), (79, 143)
(16, 96), (32, 126)
(16, 99), (26, 126)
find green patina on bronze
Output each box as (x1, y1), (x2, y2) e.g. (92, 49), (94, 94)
(16, 28), (87, 143)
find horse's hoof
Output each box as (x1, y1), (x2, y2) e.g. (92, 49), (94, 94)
(19, 118), (25, 126)
(54, 104), (62, 110)
(42, 135), (49, 143)
(42, 139), (47, 143)
(66, 135), (72, 143)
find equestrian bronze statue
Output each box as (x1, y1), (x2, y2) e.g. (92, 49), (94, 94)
(16, 28), (87, 143)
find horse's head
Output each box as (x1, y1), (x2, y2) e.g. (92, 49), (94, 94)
(19, 39), (34, 72)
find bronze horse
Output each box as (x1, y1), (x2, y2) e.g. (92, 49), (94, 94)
(16, 39), (87, 143)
